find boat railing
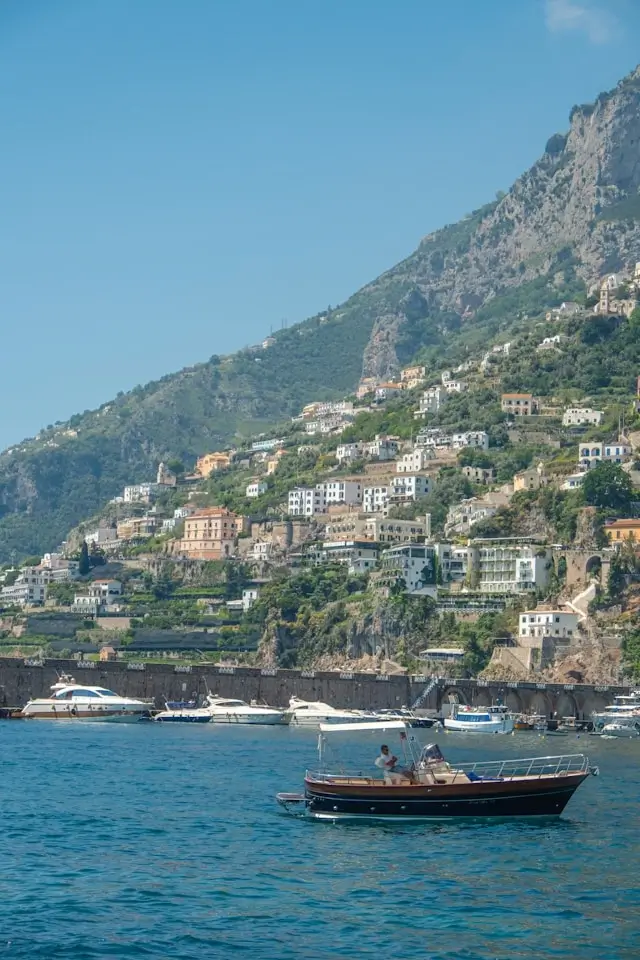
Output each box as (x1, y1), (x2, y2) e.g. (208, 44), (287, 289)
(454, 754), (589, 780)
(307, 754), (589, 784)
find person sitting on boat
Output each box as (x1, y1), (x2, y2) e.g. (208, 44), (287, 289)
(375, 744), (403, 784)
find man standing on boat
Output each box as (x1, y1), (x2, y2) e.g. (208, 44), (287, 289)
(375, 744), (402, 784)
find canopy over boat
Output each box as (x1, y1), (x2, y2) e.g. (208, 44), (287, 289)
(318, 719), (409, 734)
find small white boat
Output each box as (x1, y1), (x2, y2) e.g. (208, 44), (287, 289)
(204, 695), (287, 725)
(593, 692), (640, 733)
(601, 720), (640, 738)
(444, 704), (515, 734)
(286, 697), (377, 727)
(21, 680), (150, 722)
(153, 706), (212, 723)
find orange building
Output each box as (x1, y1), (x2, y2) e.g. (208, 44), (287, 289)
(195, 452), (232, 478)
(604, 519), (640, 543)
(179, 507), (243, 559)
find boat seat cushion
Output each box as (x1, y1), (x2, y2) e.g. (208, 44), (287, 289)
(466, 771), (504, 782)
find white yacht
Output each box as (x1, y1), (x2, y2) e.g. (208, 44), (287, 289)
(593, 691), (640, 735)
(444, 704), (515, 734)
(204, 695), (287, 725)
(286, 697), (376, 727)
(601, 720), (640, 738)
(21, 680), (150, 722)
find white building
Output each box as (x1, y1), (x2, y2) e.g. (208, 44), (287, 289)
(361, 436), (399, 460)
(443, 379), (468, 394)
(251, 437), (285, 452)
(396, 448), (433, 472)
(415, 386), (447, 417)
(470, 539), (551, 595)
(317, 539), (379, 573)
(451, 431), (490, 451)
(288, 487), (327, 517)
(41, 554), (81, 581)
(518, 610), (579, 641)
(363, 485), (390, 514)
(242, 587), (260, 612)
(380, 543), (438, 596)
(336, 442), (364, 464)
(561, 471), (587, 490)
(375, 383), (402, 402)
(446, 498), (499, 535)
(319, 480), (362, 507)
(88, 580), (122, 604)
(1, 568), (50, 607)
(562, 407), (604, 427)
(305, 417), (347, 436)
(364, 516), (430, 543)
(82, 525), (118, 546)
(161, 518), (177, 533)
(123, 482), (160, 504)
(390, 475), (431, 502)
(578, 440), (631, 470)
(246, 480), (268, 498)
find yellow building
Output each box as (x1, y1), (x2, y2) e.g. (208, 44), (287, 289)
(604, 519), (640, 543)
(195, 452), (232, 478)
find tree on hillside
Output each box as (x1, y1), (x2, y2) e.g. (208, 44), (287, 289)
(78, 540), (90, 577)
(582, 462), (634, 512)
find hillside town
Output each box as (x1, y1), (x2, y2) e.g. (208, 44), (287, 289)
(4, 264), (640, 683)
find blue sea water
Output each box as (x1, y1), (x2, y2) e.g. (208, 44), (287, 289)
(0, 722), (638, 960)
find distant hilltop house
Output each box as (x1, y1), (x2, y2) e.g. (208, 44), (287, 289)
(176, 506), (244, 560)
(578, 439), (631, 470)
(513, 463), (547, 492)
(262, 336), (276, 349)
(501, 393), (538, 417)
(562, 407), (604, 427)
(195, 451), (232, 478)
(605, 518), (640, 543)
(246, 479), (267, 499)
(592, 268), (639, 318)
(375, 382), (403, 401)
(545, 302), (582, 321)
(537, 335), (564, 351)
(400, 365), (426, 388)
(414, 385), (447, 418)
(356, 377), (379, 399)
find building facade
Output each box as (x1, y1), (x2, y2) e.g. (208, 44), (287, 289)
(179, 507), (241, 559)
(501, 393), (536, 417)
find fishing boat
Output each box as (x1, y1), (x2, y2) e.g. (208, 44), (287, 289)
(374, 708), (439, 729)
(21, 680), (150, 722)
(276, 720), (597, 821)
(204, 695), (287, 724)
(444, 703), (515, 734)
(286, 696), (376, 727)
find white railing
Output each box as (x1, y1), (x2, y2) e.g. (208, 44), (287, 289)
(455, 753), (589, 780)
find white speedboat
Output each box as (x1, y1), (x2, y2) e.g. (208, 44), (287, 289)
(601, 719), (640, 738)
(286, 697), (376, 727)
(153, 705), (212, 723)
(21, 680), (150, 722)
(204, 695), (287, 724)
(593, 692), (640, 733)
(444, 704), (515, 734)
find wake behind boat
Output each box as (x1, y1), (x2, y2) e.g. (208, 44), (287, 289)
(21, 679), (150, 722)
(276, 720), (597, 821)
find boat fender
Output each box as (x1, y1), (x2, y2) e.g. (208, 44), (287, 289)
(589, 765), (600, 777)
(70, 706), (78, 717)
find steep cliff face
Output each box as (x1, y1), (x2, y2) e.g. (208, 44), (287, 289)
(2, 65), (640, 560)
(356, 65), (640, 376)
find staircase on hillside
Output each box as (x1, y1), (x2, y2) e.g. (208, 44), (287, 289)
(411, 675), (439, 710)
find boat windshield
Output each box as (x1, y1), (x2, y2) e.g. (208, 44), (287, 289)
(213, 699), (246, 707)
(94, 688), (119, 697)
(54, 688), (105, 699)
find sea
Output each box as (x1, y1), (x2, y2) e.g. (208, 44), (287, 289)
(0, 721), (638, 960)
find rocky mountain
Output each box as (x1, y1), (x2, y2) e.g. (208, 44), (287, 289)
(2, 64), (640, 561)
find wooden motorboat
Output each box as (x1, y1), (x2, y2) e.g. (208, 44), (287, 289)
(276, 720), (598, 821)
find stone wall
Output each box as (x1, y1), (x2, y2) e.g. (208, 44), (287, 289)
(0, 658), (625, 719)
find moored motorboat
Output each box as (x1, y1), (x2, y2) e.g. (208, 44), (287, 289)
(21, 680), (150, 722)
(276, 720), (597, 821)
(593, 691), (640, 734)
(204, 695), (287, 724)
(286, 696), (376, 727)
(444, 703), (515, 734)
(601, 720), (640, 738)
(374, 708), (439, 729)
(153, 704), (212, 723)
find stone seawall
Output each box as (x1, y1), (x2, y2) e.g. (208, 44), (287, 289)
(0, 658), (626, 719)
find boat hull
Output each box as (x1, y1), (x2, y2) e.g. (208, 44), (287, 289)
(208, 712), (287, 725)
(22, 708), (147, 723)
(303, 773), (587, 819)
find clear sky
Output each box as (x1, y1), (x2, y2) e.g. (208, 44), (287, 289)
(1, 0), (639, 450)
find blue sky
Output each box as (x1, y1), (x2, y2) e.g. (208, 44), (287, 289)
(1, 0), (639, 449)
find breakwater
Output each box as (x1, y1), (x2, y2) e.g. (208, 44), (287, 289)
(0, 658), (625, 718)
